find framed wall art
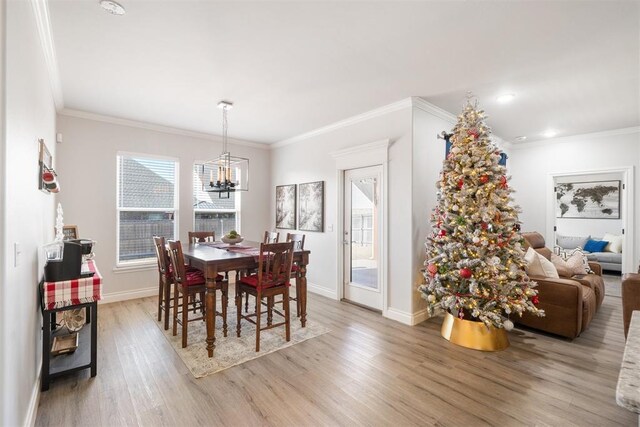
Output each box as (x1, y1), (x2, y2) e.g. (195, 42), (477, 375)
(555, 180), (620, 219)
(298, 181), (324, 232)
(275, 184), (296, 229)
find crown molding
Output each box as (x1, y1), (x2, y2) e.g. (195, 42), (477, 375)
(509, 126), (640, 150)
(29, 0), (64, 110)
(410, 96), (457, 123)
(58, 108), (270, 150)
(272, 98), (413, 149)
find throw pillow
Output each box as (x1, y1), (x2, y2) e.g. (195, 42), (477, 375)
(524, 247), (559, 278)
(551, 252), (588, 276)
(584, 239), (608, 253)
(602, 233), (623, 253)
(556, 234), (590, 250)
(567, 248), (594, 274)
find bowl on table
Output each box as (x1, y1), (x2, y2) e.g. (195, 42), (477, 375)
(221, 235), (244, 245)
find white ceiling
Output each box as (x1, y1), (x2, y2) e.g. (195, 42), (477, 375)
(47, 0), (639, 144)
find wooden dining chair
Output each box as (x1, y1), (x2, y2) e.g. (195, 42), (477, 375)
(286, 233), (306, 317)
(189, 231), (215, 243)
(236, 241), (294, 352)
(264, 231), (280, 244)
(153, 236), (174, 330)
(167, 240), (229, 348)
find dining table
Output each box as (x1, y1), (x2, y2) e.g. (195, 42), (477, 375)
(182, 241), (310, 357)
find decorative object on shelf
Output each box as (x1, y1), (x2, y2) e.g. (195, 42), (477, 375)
(276, 184), (296, 229)
(62, 309), (86, 332)
(39, 139), (60, 193)
(51, 333), (79, 356)
(62, 225), (78, 240)
(221, 230), (244, 245)
(198, 101), (249, 199)
(298, 181), (324, 232)
(555, 180), (620, 219)
(420, 96), (544, 351)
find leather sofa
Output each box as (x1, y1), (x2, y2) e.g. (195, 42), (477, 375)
(518, 232), (605, 339)
(622, 270), (640, 338)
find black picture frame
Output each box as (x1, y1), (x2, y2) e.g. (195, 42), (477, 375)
(298, 181), (324, 232)
(275, 184), (296, 229)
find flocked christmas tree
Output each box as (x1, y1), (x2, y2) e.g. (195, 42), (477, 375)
(419, 99), (544, 329)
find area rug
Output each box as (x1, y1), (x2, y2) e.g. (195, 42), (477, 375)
(603, 273), (622, 298)
(150, 303), (330, 378)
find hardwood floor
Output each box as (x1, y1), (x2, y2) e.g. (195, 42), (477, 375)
(36, 289), (634, 426)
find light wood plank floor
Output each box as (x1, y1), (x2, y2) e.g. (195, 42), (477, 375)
(36, 289), (634, 426)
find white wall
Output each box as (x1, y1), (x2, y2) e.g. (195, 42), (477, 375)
(3, 0), (57, 424)
(554, 172), (624, 239)
(270, 105), (414, 314)
(510, 129), (640, 272)
(55, 115), (271, 298)
(0, 0), (6, 420)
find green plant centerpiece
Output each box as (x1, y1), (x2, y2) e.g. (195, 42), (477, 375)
(222, 230), (243, 245)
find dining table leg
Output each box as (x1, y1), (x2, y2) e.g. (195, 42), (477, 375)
(205, 265), (218, 357)
(298, 263), (308, 327)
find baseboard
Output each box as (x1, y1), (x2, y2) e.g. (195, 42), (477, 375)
(100, 286), (157, 304)
(24, 369), (41, 427)
(384, 307), (431, 326)
(306, 282), (339, 300)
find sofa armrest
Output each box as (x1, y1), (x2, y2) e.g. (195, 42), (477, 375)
(518, 276), (584, 339)
(622, 273), (640, 338)
(588, 261), (602, 276)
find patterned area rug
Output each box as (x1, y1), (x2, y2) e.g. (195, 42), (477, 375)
(150, 303), (330, 378)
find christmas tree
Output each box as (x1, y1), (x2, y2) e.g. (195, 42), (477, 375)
(419, 99), (544, 329)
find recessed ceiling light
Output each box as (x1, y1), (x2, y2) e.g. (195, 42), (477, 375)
(496, 93), (516, 104)
(99, 0), (125, 15)
(514, 136), (527, 142)
(543, 130), (557, 138)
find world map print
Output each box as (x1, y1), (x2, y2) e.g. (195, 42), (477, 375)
(556, 180), (620, 218)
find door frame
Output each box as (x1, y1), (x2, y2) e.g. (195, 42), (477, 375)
(546, 166), (635, 272)
(331, 139), (389, 316)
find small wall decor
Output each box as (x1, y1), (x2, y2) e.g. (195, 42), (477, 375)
(556, 180), (621, 219)
(275, 184), (296, 229)
(62, 225), (78, 240)
(298, 181), (324, 232)
(39, 139), (59, 193)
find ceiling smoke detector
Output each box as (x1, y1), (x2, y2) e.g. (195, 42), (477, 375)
(99, 0), (126, 15)
(514, 136), (527, 142)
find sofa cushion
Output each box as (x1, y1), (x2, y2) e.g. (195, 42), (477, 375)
(551, 252), (588, 276)
(573, 274), (605, 308)
(584, 239), (608, 253)
(525, 247), (559, 278)
(602, 233), (623, 253)
(557, 234), (590, 250)
(592, 252), (622, 263)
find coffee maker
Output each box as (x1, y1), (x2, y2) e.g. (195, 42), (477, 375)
(44, 241), (83, 282)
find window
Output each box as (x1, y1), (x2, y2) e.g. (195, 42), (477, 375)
(193, 163), (239, 236)
(117, 154), (178, 264)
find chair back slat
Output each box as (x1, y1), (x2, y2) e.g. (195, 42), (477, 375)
(153, 236), (170, 275)
(167, 240), (187, 285)
(257, 241), (294, 290)
(286, 233), (305, 251)
(189, 231), (215, 243)
(263, 231), (280, 244)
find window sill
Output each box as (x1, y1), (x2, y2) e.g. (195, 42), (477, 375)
(113, 262), (156, 274)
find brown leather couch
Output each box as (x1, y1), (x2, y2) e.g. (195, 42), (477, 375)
(622, 271), (640, 338)
(519, 232), (605, 339)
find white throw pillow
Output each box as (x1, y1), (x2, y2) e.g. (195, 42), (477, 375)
(524, 247), (559, 278)
(602, 233), (623, 253)
(551, 252), (588, 276)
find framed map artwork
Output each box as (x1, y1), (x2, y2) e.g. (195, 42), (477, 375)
(555, 180), (620, 219)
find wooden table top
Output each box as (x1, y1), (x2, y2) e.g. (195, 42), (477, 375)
(182, 241), (310, 263)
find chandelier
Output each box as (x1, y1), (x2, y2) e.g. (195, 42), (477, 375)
(200, 101), (249, 198)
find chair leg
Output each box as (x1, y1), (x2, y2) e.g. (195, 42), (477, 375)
(172, 285), (179, 336)
(284, 287), (291, 342)
(222, 282), (228, 337)
(245, 292), (249, 313)
(182, 291), (189, 348)
(164, 280), (172, 330)
(157, 278), (163, 321)
(267, 296), (273, 327)
(236, 288), (242, 338)
(255, 292), (262, 352)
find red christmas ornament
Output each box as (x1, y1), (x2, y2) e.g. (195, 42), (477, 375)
(468, 128), (479, 138)
(427, 264), (438, 276)
(532, 295), (540, 305)
(439, 229), (447, 237)
(457, 179), (464, 189)
(479, 175), (489, 184)
(459, 267), (472, 279)
(500, 175), (508, 189)
(480, 222), (489, 230)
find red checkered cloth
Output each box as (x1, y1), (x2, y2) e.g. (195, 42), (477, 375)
(43, 260), (103, 310)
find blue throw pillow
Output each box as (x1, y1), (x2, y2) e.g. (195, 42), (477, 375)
(584, 239), (608, 253)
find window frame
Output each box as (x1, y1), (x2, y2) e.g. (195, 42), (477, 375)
(116, 152), (180, 267)
(192, 161), (242, 236)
